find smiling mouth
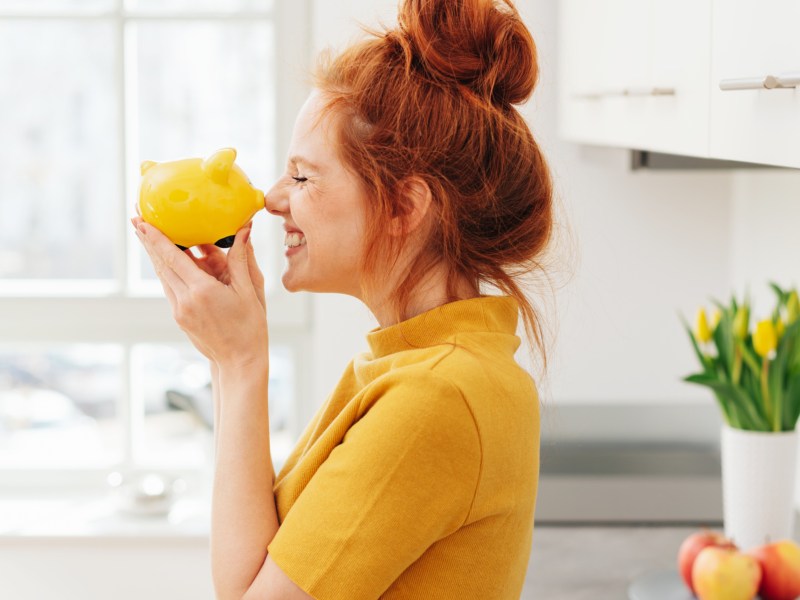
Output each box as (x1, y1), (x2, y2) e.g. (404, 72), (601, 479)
(284, 232), (307, 248)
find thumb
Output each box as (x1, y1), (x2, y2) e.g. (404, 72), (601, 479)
(229, 222), (254, 292)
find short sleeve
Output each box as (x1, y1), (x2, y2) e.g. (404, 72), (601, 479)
(266, 371), (482, 600)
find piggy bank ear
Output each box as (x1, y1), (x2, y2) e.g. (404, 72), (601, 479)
(140, 160), (157, 175)
(202, 148), (237, 185)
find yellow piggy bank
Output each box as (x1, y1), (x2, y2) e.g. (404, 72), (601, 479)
(138, 147), (264, 249)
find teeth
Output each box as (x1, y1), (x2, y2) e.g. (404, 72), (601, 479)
(284, 232), (307, 248)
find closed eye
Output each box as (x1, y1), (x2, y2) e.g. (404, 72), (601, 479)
(291, 176), (307, 184)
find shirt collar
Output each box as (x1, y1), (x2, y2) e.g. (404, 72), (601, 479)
(365, 295), (520, 358)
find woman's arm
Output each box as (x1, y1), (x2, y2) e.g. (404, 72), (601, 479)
(210, 361), (220, 456)
(211, 357), (280, 600)
(130, 219), (303, 598)
(210, 360), (276, 482)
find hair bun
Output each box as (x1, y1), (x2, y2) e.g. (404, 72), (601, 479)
(396, 0), (538, 106)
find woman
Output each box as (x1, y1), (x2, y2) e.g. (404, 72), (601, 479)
(132, 0), (555, 597)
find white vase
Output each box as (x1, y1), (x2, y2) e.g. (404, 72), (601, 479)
(720, 423), (798, 551)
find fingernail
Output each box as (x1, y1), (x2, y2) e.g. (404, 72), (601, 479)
(242, 228), (250, 245)
(138, 223), (147, 235)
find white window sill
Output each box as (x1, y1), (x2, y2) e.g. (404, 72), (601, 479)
(0, 492), (211, 541)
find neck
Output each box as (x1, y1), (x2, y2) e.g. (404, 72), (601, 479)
(365, 262), (480, 328)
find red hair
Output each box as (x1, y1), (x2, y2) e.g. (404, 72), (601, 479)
(310, 0), (559, 375)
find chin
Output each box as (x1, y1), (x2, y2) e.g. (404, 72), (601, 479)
(281, 275), (303, 293)
(281, 270), (317, 293)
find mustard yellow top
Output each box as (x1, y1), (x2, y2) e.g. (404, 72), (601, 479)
(267, 295), (541, 599)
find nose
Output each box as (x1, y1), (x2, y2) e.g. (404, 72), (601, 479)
(264, 182), (288, 216)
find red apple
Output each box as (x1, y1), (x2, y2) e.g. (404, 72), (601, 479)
(747, 539), (800, 600)
(678, 530), (738, 594)
(692, 546), (762, 600)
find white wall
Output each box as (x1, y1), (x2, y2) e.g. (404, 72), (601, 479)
(303, 0), (751, 435)
(730, 170), (800, 312)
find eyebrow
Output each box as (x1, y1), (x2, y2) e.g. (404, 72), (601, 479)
(288, 155), (322, 171)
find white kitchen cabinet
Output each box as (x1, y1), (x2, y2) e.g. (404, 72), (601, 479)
(645, 0), (712, 157)
(557, 0), (649, 148)
(710, 0), (800, 169)
(558, 0), (712, 158)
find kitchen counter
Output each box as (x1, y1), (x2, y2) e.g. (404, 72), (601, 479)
(521, 522), (800, 600)
(1, 492), (797, 599)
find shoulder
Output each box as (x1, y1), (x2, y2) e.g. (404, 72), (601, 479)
(366, 366), (471, 417)
(358, 366), (480, 445)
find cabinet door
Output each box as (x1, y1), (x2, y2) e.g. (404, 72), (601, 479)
(645, 0), (712, 157)
(558, 0), (711, 157)
(710, 0), (800, 169)
(557, 0), (650, 148)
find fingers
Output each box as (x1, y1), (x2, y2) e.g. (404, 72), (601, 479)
(132, 217), (206, 289)
(132, 216), (180, 307)
(197, 243), (225, 259)
(227, 222), (255, 294)
(246, 232), (266, 291)
(188, 244), (228, 280)
(134, 224), (188, 299)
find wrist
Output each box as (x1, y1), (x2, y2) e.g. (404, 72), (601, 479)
(216, 354), (269, 376)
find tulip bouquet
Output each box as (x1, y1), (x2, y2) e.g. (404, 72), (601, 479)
(680, 282), (800, 432)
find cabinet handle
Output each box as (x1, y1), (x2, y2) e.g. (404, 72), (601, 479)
(573, 87), (675, 99)
(719, 73), (800, 91)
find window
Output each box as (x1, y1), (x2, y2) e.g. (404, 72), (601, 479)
(0, 0), (311, 491)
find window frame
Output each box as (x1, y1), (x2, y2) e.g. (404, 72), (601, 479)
(0, 0), (313, 491)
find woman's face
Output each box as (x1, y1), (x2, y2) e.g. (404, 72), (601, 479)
(264, 91), (369, 297)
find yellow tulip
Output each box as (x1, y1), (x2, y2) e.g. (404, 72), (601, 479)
(733, 306), (749, 340)
(788, 290), (800, 324)
(754, 319), (777, 358)
(695, 308), (712, 344)
(710, 309), (722, 330)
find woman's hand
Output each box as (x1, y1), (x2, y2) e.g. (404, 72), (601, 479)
(131, 215), (268, 371)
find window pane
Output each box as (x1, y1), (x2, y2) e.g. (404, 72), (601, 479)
(0, 0), (114, 12)
(133, 20), (274, 281)
(0, 21), (118, 280)
(133, 343), (293, 469)
(0, 345), (124, 468)
(126, 0), (272, 13)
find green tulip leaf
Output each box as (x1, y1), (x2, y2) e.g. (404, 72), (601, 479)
(712, 317), (734, 380)
(769, 281), (788, 305)
(684, 374), (737, 427)
(785, 372), (800, 430)
(736, 339), (762, 378)
(684, 374), (758, 429)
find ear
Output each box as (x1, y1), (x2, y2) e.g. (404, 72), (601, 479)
(140, 160), (157, 175)
(390, 176), (433, 237)
(202, 148), (237, 185)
